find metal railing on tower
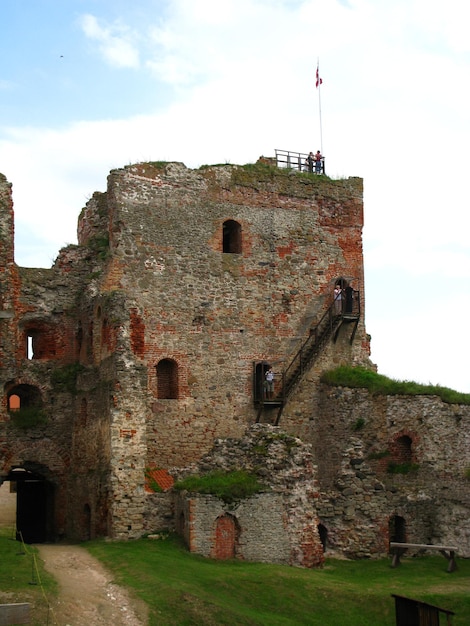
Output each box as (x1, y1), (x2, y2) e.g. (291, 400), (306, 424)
(275, 149), (325, 175)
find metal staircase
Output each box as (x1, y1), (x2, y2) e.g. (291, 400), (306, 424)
(255, 290), (360, 425)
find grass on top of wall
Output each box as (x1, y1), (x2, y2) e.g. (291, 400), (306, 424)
(173, 470), (265, 504)
(321, 366), (470, 405)
(83, 534), (470, 626)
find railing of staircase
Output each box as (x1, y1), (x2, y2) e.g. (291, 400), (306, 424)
(254, 284), (361, 406)
(280, 301), (337, 401)
(279, 287), (361, 401)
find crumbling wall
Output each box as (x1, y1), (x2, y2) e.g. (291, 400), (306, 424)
(314, 387), (470, 558)
(170, 424), (325, 567)
(94, 162), (369, 471)
(0, 174), (20, 374)
(10, 159), (467, 557)
(178, 492), (291, 564)
(0, 172), (116, 541)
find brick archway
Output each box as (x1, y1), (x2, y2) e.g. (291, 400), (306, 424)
(390, 429), (419, 465)
(2, 442), (68, 542)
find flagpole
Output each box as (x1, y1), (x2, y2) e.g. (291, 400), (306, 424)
(316, 59), (323, 155)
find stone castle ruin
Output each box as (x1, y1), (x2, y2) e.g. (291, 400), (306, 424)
(0, 160), (469, 566)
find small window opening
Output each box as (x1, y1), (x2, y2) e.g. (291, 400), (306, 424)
(8, 394), (21, 411)
(77, 322), (83, 358)
(156, 359), (179, 399)
(7, 384), (42, 413)
(394, 435), (413, 464)
(177, 511), (185, 536)
(27, 334), (34, 359)
(23, 323), (56, 360)
(223, 220), (242, 253)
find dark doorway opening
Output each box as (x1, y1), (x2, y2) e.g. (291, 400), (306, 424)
(253, 361), (271, 403)
(318, 523), (328, 552)
(389, 515), (407, 547)
(7, 467), (55, 544)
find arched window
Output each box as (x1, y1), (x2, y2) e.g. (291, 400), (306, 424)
(223, 220), (242, 253)
(6, 384), (45, 428)
(23, 321), (56, 360)
(156, 359), (178, 399)
(7, 384), (42, 411)
(318, 523), (328, 552)
(393, 435), (413, 464)
(8, 394), (20, 411)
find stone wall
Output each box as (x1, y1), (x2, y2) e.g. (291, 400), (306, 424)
(1, 160), (468, 562)
(95, 162), (369, 472)
(170, 424), (324, 567)
(176, 492), (291, 564)
(0, 172), (115, 540)
(0, 174), (19, 375)
(143, 392), (470, 564)
(314, 387), (470, 558)
(88, 161), (370, 540)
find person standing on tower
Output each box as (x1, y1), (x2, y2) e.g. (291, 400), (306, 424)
(334, 284), (343, 314)
(314, 150), (323, 174)
(306, 152), (315, 173)
(264, 367), (275, 399)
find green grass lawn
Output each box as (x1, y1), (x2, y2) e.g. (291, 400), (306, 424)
(1, 528), (469, 625)
(85, 534), (470, 626)
(0, 528), (57, 626)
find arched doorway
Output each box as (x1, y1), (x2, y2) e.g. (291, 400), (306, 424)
(318, 523), (328, 552)
(253, 361), (271, 402)
(213, 513), (240, 560)
(7, 466), (55, 544)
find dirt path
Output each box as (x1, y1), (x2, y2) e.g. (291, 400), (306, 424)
(37, 544), (148, 626)
(1, 485), (148, 625)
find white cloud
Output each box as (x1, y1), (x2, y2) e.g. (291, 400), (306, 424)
(79, 14), (140, 68)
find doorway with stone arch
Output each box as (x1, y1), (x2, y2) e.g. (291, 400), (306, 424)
(212, 513), (241, 560)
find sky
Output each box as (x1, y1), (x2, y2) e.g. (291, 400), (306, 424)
(1, 0), (469, 393)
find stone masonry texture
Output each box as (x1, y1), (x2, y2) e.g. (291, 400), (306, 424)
(0, 161), (468, 565)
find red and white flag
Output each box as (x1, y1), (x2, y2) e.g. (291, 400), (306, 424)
(316, 63), (322, 88)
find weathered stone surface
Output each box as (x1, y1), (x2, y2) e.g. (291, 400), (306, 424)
(171, 424), (324, 567)
(0, 161), (468, 565)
